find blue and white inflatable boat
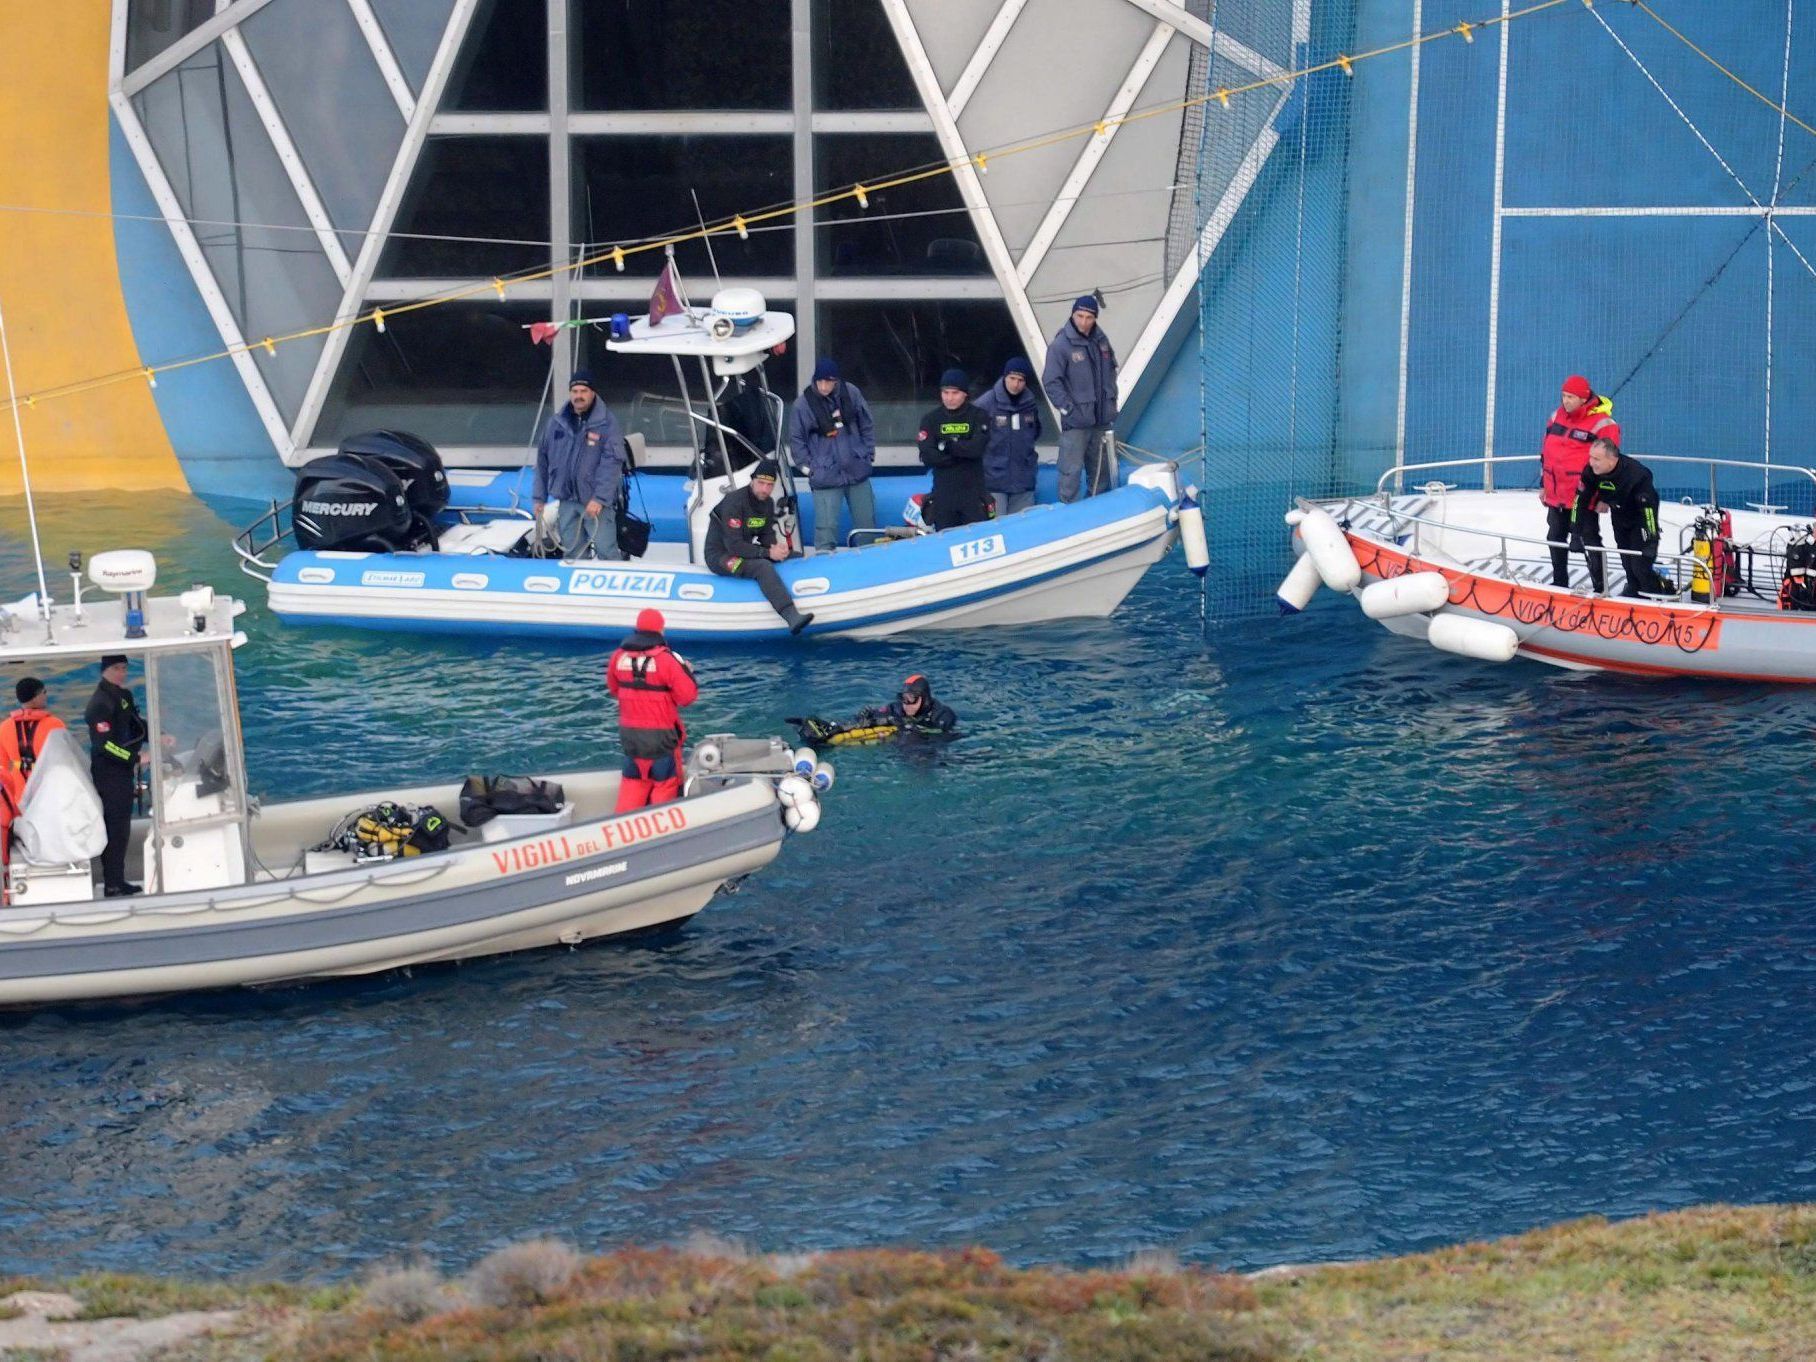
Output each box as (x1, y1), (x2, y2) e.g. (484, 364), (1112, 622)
(235, 299), (1197, 643)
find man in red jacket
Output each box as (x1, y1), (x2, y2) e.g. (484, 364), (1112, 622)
(0, 677), (67, 869)
(607, 608), (699, 812)
(1541, 374), (1620, 587)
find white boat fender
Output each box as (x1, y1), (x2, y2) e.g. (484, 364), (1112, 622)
(1276, 552), (1322, 615)
(776, 775), (814, 810)
(693, 741), (723, 771)
(785, 800), (822, 833)
(1296, 506), (1362, 593)
(1359, 571), (1451, 620)
(791, 746), (817, 776)
(1177, 486), (1209, 577)
(1283, 508), (1307, 526)
(811, 761), (835, 793)
(1427, 613), (1520, 663)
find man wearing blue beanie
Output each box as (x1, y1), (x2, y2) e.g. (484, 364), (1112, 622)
(788, 356), (877, 553)
(975, 356), (1042, 516)
(532, 369), (628, 559)
(1041, 293), (1119, 502)
(916, 368), (991, 531)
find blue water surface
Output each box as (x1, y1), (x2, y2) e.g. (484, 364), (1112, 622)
(0, 492), (1813, 1281)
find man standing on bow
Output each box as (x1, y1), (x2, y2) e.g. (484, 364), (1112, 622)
(1042, 295), (1119, 502)
(1540, 374), (1619, 587)
(607, 608), (699, 812)
(533, 370), (628, 559)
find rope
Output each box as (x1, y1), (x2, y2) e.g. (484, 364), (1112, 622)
(0, 0), (1584, 416)
(1633, 0), (1816, 141)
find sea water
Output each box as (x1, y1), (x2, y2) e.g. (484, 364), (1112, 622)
(0, 492), (1812, 1279)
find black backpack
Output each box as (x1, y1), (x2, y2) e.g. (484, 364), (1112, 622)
(458, 775), (566, 826)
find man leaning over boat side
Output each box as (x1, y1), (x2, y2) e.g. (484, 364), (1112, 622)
(1042, 294), (1119, 502)
(1541, 374), (1619, 587)
(608, 609), (698, 813)
(532, 370), (627, 560)
(789, 357), (877, 553)
(1570, 437), (1667, 598)
(705, 458), (815, 636)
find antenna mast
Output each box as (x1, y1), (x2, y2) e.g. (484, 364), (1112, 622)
(0, 292), (54, 638)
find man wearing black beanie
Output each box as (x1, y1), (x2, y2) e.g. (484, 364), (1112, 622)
(916, 369), (991, 531)
(85, 655), (147, 896)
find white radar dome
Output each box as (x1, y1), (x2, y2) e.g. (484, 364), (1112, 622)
(88, 550), (157, 593)
(709, 287), (765, 326)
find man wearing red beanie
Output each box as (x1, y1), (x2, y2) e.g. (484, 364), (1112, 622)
(1540, 375), (1620, 587)
(607, 608), (698, 813)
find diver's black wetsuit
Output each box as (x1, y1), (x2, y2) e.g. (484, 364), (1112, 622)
(883, 696), (957, 734)
(1571, 453), (1664, 596)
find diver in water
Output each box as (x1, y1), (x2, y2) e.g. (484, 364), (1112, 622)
(881, 674), (956, 734)
(792, 673), (958, 746)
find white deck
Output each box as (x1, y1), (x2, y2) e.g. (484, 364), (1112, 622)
(1339, 489), (1796, 614)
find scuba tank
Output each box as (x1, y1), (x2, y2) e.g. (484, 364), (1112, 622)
(1690, 516), (1714, 603)
(1690, 507), (1739, 604)
(1779, 528), (1816, 611)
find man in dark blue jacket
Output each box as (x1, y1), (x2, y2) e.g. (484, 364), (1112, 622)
(1041, 296), (1119, 502)
(532, 371), (627, 558)
(788, 357), (877, 553)
(975, 356), (1042, 516)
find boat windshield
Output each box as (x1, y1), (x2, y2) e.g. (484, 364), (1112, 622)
(145, 645), (245, 830)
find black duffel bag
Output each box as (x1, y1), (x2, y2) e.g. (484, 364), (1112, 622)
(458, 775), (567, 826)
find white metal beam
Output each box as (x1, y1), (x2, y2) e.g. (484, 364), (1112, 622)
(1120, 103), (1284, 400)
(220, 30), (353, 286)
(288, 0), (482, 457)
(344, 0), (417, 121)
(108, 0), (129, 86)
(1016, 20), (1175, 286)
(1501, 204), (1816, 217)
(121, 0), (280, 95)
(109, 88), (294, 456)
(548, 0), (573, 385)
(792, 0), (817, 386)
(948, 0), (1028, 120)
(878, 0), (1046, 370)
(1115, 0), (1285, 82)
(429, 110), (934, 136)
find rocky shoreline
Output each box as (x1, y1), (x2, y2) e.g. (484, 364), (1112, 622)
(5, 1204), (1813, 1360)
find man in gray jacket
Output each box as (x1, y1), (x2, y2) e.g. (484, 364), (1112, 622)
(532, 371), (627, 558)
(1041, 296), (1119, 502)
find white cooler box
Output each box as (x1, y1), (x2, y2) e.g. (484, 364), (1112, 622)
(7, 861), (97, 906)
(478, 803), (577, 843)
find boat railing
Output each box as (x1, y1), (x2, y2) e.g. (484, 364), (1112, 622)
(231, 500), (536, 583)
(1322, 490), (1717, 609)
(1375, 453), (1816, 506)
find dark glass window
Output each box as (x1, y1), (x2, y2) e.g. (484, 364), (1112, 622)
(320, 301), (556, 448)
(573, 136), (793, 277)
(816, 300), (1022, 443)
(573, 0), (791, 110)
(815, 135), (985, 277)
(380, 137), (551, 277)
(125, 0), (215, 73)
(813, 0), (918, 110)
(445, 0), (547, 111)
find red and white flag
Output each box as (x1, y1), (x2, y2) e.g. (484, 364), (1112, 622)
(648, 262), (684, 328)
(528, 320), (562, 346)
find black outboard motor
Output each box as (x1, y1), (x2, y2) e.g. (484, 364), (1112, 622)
(338, 430), (448, 549)
(291, 454), (413, 552)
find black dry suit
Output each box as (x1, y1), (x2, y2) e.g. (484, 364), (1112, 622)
(1572, 453), (1664, 596)
(916, 401), (991, 530)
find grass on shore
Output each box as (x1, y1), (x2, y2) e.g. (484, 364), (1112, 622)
(5, 1204), (1814, 1360)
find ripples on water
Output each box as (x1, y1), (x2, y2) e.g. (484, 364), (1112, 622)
(0, 493), (1813, 1279)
